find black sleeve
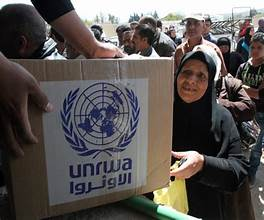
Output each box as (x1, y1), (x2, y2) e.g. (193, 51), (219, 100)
(259, 88), (264, 100)
(236, 38), (243, 54)
(31, 0), (74, 23)
(235, 63), (244, 79)
(197, 107), (249, 192)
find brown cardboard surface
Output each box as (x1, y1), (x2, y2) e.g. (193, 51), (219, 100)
(8, 58), (174, 220)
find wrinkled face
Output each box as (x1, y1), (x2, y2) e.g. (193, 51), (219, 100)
(250, 41), (264, 60)
(219, 45), (230, 54)
(177, 59), (209, 103)
(185, 19), (204, 39)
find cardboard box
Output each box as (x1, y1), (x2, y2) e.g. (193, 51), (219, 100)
(7, 58), (174, 220)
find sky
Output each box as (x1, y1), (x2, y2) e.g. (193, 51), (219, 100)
(0, 0), (263, 23)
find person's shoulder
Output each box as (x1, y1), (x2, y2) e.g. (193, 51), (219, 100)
(159, 32), (177, 48)
(237, 37), (244, 46)
(203, 39), (220, 51)
(150, 47), (160, 57)
(238, 61), (248, 70)
(174, 44), (184, 58)
(158, 32), (168, 42)
(235, 62), (247, 78)
(203, 39), (216, 47)
(230, 51), (244, 60)
(159, 32), (172, 41)
(224, 74), (243, 89)
(175, 41), (186, 50)
(216, 103), (234, 121)
(209, 33), (217, 44)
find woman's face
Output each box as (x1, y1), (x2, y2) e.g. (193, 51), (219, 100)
(250, 41), (264, 60)
(219, 45), (230, 54)
(249, 27), (255, 36)
(177, 59), (209, 103)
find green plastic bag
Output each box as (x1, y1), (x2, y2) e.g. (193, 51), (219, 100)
(153, 163), (189, 214)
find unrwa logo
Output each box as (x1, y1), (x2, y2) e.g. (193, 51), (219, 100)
(60, 82), (140, 158)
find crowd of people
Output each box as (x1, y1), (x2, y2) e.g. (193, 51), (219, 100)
(1, 0), (264, 219)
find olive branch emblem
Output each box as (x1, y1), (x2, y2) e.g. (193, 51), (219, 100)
(60, 86), (140, 158)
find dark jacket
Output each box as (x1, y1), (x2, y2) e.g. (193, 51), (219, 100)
(153, 31), (176, 57)
(228, 52), (245, 77)
(236, 37), (250, 61)
(173, 51), (252, 220)
(216, 74), (256, 123)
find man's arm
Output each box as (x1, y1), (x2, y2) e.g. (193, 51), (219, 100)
(218, 77), (255, 122)
(0, 53), (52, 157)
(50, 11), (124, 58)
(31, 0), (124, 58)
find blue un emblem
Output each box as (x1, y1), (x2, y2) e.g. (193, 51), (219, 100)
(60, 82), (140, 158)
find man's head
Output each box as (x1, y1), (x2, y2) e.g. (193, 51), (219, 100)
(91, 24), (103, 35)
(169, 28), (177, 38)
(257, 17), (264, 33)
(183, 15), (205, 40)
(122, 31), (135, 55)
(91, 24), (103, 41)
(250, 32), (264, 60)
(203, 16), (212, 35)
(91, 28), (102, 41)
(132, 24), (155, 53)
(139, 16), (157, 32)
(238, 21), (244, 30)
(130, 21), (139, 30)
(0, 4), (47, 58)
(157, 20), (162, 31)
(216, 37), (231, 54)
(116, 24), (131, 47)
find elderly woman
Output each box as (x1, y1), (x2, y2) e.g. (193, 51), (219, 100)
(170, 50), (253, 220)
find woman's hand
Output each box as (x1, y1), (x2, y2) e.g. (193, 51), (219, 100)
(170, 151), (204, 179)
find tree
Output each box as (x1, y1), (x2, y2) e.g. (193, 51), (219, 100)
(108, 14), (119, 24)
(152, 10), (159, 19)
(128, 13), (140, 22)
(94, 15), (100, 24)
(83, 19), (93, 26)
(99, 12), (105, 23)
(250, 8), (257, 17)
(162, 13), (184, 21)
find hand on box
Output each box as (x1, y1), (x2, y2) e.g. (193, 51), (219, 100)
(170, 151), (204, 179)
(0, 55), (53, 157)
